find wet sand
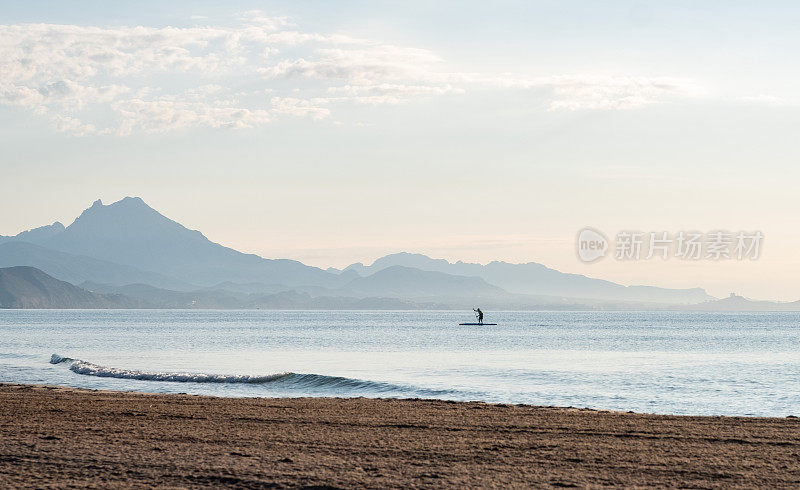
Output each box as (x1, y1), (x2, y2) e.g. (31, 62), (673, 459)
(1, 383), (799, 488)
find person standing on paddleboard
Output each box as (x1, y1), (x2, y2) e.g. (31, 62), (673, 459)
(473, 308), (484, 324)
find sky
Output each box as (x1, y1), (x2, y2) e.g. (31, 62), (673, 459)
(2, 1), (800, 300)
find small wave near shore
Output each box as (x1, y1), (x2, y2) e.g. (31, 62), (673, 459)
(49, 354), (455, 397)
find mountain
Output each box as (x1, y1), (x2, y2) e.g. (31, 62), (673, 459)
(345, 252), (714, 304)
(0, 198), (718, 307)
(37, 197), (349, 288)
(242, 290), (422, 309)
(82, 282), (253, 308)
(81, 281), (425, 309)
(0, 241), (194, 290)
(0, 222), (65, 245)
(341, 265), (506, 299)
(0, 266), (128, 308)
(684, 293), (800, 311)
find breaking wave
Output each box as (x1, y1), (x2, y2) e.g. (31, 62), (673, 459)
(49, 353), (451, 396)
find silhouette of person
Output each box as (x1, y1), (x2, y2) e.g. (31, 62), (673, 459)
(473, 308), (484, 324)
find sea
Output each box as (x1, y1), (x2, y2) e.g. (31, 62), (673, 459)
(1, 309), (798, 417)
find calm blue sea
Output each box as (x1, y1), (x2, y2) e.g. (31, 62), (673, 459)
(1, 310), (798, 416)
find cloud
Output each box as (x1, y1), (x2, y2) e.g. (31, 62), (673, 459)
(536, 76), (703, 110)
(111, 97), (272, 135)
(240, 11), (291, 31)
(326, 83), (465, 105)
(439, 73), (702, 110)
(0, 13), (705, 136)
(50, 115), (96, 137)
(329, 83), (464, 96)
(262, 45), (441, 82)
(261, 31), (367, 46)
(270, 97), (330, 120)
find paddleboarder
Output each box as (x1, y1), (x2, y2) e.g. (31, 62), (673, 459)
(459, 310), (495, 326)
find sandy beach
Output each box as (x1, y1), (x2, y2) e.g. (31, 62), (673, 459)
(1, 383), (799, 488)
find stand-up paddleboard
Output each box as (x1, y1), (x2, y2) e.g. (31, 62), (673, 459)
(462, 308), (494, 325)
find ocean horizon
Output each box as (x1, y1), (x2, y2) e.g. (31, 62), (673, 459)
(3, 309), (798, 417)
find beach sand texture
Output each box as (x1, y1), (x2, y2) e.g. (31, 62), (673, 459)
(2, 383), (800, 488)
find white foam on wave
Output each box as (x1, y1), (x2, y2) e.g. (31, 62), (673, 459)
(47, 353), (458, 396)
(68, 359), (292, 383)
(50, 353), (72, 364)
(51, 353), (291, 383)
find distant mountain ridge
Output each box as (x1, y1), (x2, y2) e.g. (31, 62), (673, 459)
(683, 293), (800, 311)
(340, 265), (507, 299)
(82, 280), (426, 310)
(3, 265), (795, 311)
(344, 252), (714, 304)
(0, 196), (720, 307)
(0, 266), (127, 308)
(0, 221), (65, 245)
(0, 266), (429, 309)
(9, 197), (353, 289)
(0, 241), (196, 290)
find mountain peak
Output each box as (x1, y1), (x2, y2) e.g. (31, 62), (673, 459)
(32, 196), (341, 288)
(42, 196), (209, 275)
(76, 197), (158, 222)
(370, 252), (451, 269)
(87, 196), (150, 211)
(115, 196), (148, 207)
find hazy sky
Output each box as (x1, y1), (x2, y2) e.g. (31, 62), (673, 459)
(2, 1), (800, 300)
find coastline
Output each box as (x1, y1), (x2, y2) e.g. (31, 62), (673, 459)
(2, 383), (799, 487)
